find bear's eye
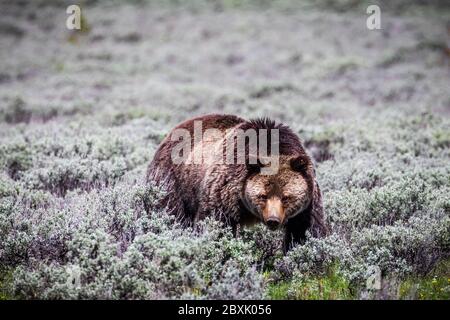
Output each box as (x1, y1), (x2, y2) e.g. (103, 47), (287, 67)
(282, 195), (292, 202)
(257, 194), (267, 201)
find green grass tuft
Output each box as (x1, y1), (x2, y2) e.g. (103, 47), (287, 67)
(267, 265), (355, 300)
(399, 259), (450, 300)
(0, 270), (13, 300)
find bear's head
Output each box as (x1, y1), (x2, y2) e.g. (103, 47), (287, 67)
(241, 154), (315, 230)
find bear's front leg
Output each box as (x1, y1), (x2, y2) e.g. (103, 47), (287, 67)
(283, 212), (311, 253)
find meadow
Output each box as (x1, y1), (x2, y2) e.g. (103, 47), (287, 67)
(0, 0), (449, 299)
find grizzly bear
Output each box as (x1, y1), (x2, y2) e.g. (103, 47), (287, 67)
(146, 114), (328, 252)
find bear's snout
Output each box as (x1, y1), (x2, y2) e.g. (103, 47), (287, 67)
(266, 217), (281, 230)
(263, 197), (285, 230)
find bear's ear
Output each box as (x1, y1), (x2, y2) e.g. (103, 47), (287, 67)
(290, 155), (308, 172)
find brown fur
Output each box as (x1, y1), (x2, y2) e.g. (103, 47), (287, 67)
(146, 114), (329, 252)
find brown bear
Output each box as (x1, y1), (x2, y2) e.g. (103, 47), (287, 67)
(146, 114), (328, 252)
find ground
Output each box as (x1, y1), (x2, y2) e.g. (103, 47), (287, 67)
(0, 0), (449, 299)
